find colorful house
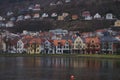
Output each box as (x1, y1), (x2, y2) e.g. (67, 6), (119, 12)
(53, 40), (72, 54)
(71, 14), (79, 20)
(33, 4), (41, 11)
(82, 11), (92, 20)
(85, 37), (100, 54)
(100, 35), (119, 54)
(33, 13), (40, 19)
(58, 16), (64, 21)
(73, 36), (86, 54)
(28, 38), (41, 54)
(114, 20), (120, 27)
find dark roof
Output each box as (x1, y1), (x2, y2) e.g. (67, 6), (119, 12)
(100, 36), (119, 42)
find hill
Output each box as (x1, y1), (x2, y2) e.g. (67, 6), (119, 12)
(14, 19), (115, 33)
(0, 0), (120, 32)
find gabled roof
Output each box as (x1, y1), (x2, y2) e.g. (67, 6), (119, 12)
(85, 37), (100, 44)
(29, 38), (41, 44)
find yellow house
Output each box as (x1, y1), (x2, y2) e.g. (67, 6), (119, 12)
(73, 36), (86, 53)
(114, 20), (120, 27)
(28, 38), (41, 54)
(58, 16), (64, 21)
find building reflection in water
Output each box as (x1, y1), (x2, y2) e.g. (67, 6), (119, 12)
(0, 57), (119, 80)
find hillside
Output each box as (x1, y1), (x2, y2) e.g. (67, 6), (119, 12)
(14, 20), (115, 33)
(0, 0), (120, 32)
(0, 0), (120, 16)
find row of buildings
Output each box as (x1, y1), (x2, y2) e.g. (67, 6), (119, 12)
(0, 27), (120, 54)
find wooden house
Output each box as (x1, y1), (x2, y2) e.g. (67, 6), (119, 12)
(85, 37), (100, 54)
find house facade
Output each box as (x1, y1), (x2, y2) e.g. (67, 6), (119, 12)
(114, 20), (120, 27)
(27, 38), (41, 54)
(106, 13), (113, 20)
(72, 36), (86, 54)
(85, 37), (100, 54)
(43, 40), (54, 54)
(100, 36), (119, 54)
(53, 40), (72, 54)
(94, 13), (101, 19)
(17, 39), (25, 53)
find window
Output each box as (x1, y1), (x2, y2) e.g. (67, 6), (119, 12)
(66, 42), (69, 45)
(91, 40), (94, 43)
(36, 45), (39, 47)
(96, 45), (100, 48)
(36, 49), (39, 52)
(76, 41), (78, 44)
(31, 45), (34, 48)
(76, 45), (78, 48)
(79, 41), (81, 44)
(58, 50), (61, 52)
(66, 46), (69, 48)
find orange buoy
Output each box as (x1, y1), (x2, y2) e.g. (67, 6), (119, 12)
(70, 75), (75, 80)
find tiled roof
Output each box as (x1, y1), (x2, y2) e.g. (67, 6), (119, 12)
(53, 40), (72, 46)
(29, 38), (41, 44)
(85, 37), (100, 43)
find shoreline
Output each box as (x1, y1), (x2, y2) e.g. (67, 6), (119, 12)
(0, 53), (120, 59)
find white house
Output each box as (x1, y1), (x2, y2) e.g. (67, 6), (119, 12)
(44, 40), (54, 54)
(6, 21), (14, 27)
(7, 11), (14, 16)
(0, 22), (6, 27)
(94, 13), (101, 19)
(85, 16), (92, 20)
(50, 2), (56, 6)
(115, 35), (120, 41)
(106, 13), (113, 20)
(17, 15), (24, 21)
(53, 40), (72, 54)
(82, 11), (92, 20)
(42, 13), (49, 18)
(24, 14), (31, 20)
(49, 29), (68, 35)
(0, 16), (3, 21)
(28, 5), (34, 10)
(17, 39), (25, 53)
(51, 13), (58, 18)
(10, 17), (16, 21)
(33, 4), (41, 11)
(62, 12), (69, 17)
(56, 1), (63, 5)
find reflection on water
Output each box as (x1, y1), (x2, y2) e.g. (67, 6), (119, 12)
(0, 56), (120, 80)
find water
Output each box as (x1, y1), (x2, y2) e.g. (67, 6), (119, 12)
(0, 56), (120, 80)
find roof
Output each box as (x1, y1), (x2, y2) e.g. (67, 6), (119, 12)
(100, 36), (119, 42)
(85, 37), (100, 44)
(53, 39), (72, 46)
(29, 38), (41, 44)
